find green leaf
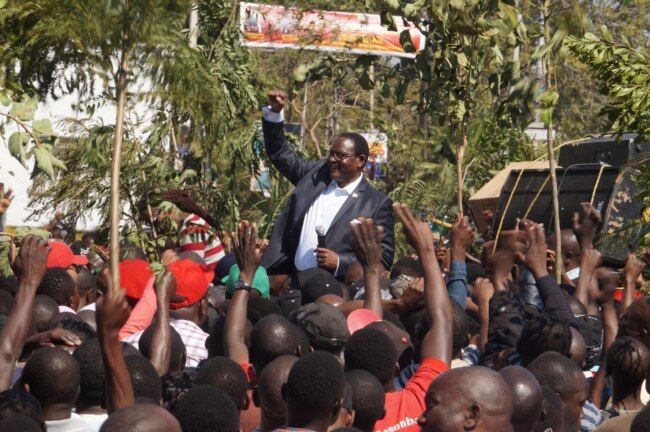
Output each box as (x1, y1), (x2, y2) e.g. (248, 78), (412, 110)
(293, 64), (309, 84)
(8, 132), (30, 168)
(382, 0), (400, 11)
(403, 4), (420, 20)
(33, 119), (55, 136)
(456, 52), (468, 67)
(359, 72), (374, 90)
(395, 78), (409, 104)
(33, 146), (55, 179)
(380, 10), (397, 31)
(0, 0), (8, 9)
(10, 95), (38, 122)
(0, 92), (10, 106)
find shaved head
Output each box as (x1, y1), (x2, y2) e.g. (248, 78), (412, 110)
(618, 296), (650, 348)
(418, 367), (514, 432)
(100, 404), (181, 432)
(500, 366), (543, 432)
(256, 355), (298, 428)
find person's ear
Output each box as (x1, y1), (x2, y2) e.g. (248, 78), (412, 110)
(464, 404), (481, 429)
(23, 382), (30, 393)
(281, 383), (287, 402)
(357, 155), (367, 170)
(331, 398), (342, 423)
(347, 409), (355, 427)
(243, 393), (251, 410)
(394, 362), (400, 377)
(252, 388), (260, 408)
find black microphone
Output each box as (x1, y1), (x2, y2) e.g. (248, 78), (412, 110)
(315, 225), (327, 249)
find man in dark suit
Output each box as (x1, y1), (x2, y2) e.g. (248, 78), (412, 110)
(260, 90), (394, 280)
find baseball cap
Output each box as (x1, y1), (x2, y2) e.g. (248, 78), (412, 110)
(366, 320), (414, 367)
(347, 309), (381, 334)
(169, 259), (214, 310)
(223, 265), (270, 299)
(291, 302), (350, 350)
(47, 240), (89, 268)
(119, 259), (153, 300)
(297, 268), (346, 304)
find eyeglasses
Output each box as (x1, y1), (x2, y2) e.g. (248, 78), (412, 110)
(328, 149), (359, 161)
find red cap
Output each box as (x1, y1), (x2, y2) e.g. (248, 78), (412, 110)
(347, 309), (382, 334)
(120, 259), (153, 300)
(168, 259), (213, 310)
(614, 287), (643, 302)
(47, 240), (89, 268)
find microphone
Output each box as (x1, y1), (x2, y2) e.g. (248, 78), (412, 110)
(315, 225), (327, 249)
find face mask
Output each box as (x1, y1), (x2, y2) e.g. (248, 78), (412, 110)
(566, 267), (581, 281)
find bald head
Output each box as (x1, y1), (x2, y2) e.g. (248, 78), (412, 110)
(256, 355), (298, 425)
(32, 295), (60, 333)
(500, 366), (543, 432)
(418, 367), (513, 432)
(100, 404), (181, 432)
(251, 314), (299, 374)
(317, 294), (344, 307)
(548, 230), (581, 262)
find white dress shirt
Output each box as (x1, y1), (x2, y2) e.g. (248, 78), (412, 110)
(294, 173), (363, 272)
(262, 106), (362, 274)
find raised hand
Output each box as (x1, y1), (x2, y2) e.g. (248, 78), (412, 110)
(351, 217), (384, 270)
(450, 213), (474, 262)
(96, 269), (131, 335)
(155, 270), (177, 301)
(623, 253), (645, 285)
(232, 220), (262, 283)
(394, 203), (434, 256)
(572, 202), (602, 248)
(521, 223), (549, 279)
(17, 235), (50, 286)
(0, 184), (13, 216)
(475, 277), (495, 304)
(268, 89), (288, 113)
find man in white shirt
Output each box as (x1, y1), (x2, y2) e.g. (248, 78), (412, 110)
(260, 90), (395, 281)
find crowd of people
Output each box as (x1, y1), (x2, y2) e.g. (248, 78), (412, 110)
(0, 92), (648, 432)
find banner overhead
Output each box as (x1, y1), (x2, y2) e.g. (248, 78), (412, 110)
(240, 2), (425, 58)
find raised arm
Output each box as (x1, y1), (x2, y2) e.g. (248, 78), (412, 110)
(97, 269), (135, 412)
(0, 236), (50, 391)
(351, 218), (385, 318)
(395, 204), (452, 365)
(447, 213), (474, 308)
(149, 272), (176, 376)
(262, 90), (319, 185)
(621, 253), (645, 314)
(224, 221), (262, 364)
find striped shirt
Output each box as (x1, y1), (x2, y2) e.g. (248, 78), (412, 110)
(179, 214), (225, 270)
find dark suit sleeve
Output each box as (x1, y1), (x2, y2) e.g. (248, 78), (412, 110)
(262, 119), (319, 186)
(375, 195), (395, 270)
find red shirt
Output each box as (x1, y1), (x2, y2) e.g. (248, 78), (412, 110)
(373, 358), (449, 432)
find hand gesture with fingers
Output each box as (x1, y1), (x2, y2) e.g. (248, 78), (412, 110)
(232, 221), (262, 283)
(450, 213), (474, 261)
(0, 184), (14, 216)
(96, 269), (131, 334)
(18, 235), (50, 287)
(521, 223), (549, 279)
(394, 203), (435, 256)
(351, 217), (384, 270)
(268, 90), (288, 113)
(573, 202), (602, 248)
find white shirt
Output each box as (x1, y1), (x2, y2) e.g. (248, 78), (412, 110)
(263, 106), (363, 275)
(45, 413), (95, 432)
(294, 173), (363, 273)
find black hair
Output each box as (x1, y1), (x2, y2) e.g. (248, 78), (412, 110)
(534, 386), (563, 432)
(0, 414), (42, 432)
(76, 269), (96, 295)
(81, 232), (96, 243)
(250, 314), (298, 374)
(22, 347), (80, 407)
(37, 268), (75, 306)
(345, 369), (385, 432)
(339, 133), (369, 160)
(59, 317), (96, 342)
(124, 355), (163, 403)
(451, 301), (469, 357)
(205, 316), (253, 358)
(0, 388), (43, 426)
(345, 328), (397, 385)
(0, 290), (13, 316)
(32, 295), (60, 333)
(153, 189), (220, 229)
(0, 276), (19, 296)
(196, 357), (248, 410)
(389, 257), (423, 280)
(606, 336), (650, 403)
(171, 384), (239, 432)
(632, 406), (650, 432)
(138, 322), (186, 372)
(247, 297), (282, 325)
(300, 281), (344, 305)
(527, 351), (584, 399)
(72, 339), (104, 407)
(517, 314), (572, 366)
(286, 351), (345, 420)
(162, 369), (197, 411)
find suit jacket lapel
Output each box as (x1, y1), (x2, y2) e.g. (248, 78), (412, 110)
(327, 177), (367, 234)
